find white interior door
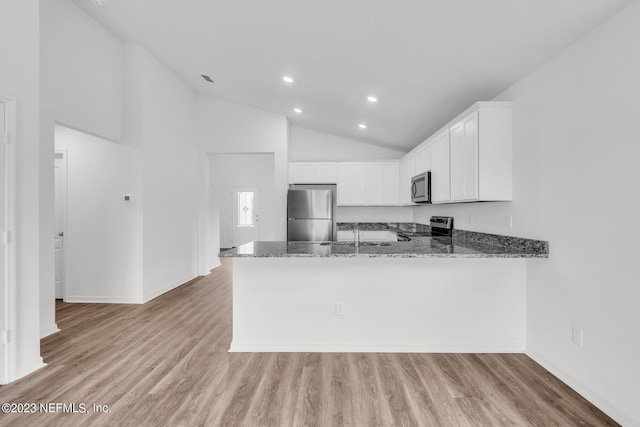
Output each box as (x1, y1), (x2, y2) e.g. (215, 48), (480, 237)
(54, 152), (67, 299)
(231, 187), (260, 247)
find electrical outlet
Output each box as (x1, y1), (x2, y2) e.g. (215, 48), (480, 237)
(505, 215), (513, 228)
(335, 301), (345, 316)
(571, 326), (583, 347)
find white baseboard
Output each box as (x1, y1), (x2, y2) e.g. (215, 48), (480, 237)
(143, 273), (197, 303)
(14, 358), (46, 383)
(64, 273), (200, 304)
(65, 295), (143, 304)
(40, 323), (60, 338)
(527, 349), (639, 427)
(198, 259), (221, 276)
(229, 342), (526, 353)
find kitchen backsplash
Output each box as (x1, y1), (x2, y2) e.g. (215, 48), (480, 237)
(335, 206), (414, 223)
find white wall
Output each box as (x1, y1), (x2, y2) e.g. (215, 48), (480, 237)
(198, 96), (289, 257)
(39, 0), (125, 337)
(0, 0), (44, 380)
(209, 154), (275, 248)
(40, 0), (123, 142)
(55, 126), (143, 303)
(505, 3), (640, 424)
(40, 1), (200, 306)
(122, 46), (199, 302)
(289, 126), (404, 161)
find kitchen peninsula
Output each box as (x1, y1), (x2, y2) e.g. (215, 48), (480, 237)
(220, 225), (547, 353)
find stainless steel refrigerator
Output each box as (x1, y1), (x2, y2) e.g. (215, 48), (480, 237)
(287, 189), (333, 241)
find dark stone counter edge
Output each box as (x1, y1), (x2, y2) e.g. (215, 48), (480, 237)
(452, 229), (549, 254)
(220, 252), (548, 259)
(218, 223), (549, 258)
(337, 222), (549, 255)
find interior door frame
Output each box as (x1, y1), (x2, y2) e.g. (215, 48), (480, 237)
(54, 150), (68, 301)
(0, 93), (17, 384)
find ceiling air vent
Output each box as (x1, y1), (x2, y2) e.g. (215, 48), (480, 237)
(201, 75), (214, 83)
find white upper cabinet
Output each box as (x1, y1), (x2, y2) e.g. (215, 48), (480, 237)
(430, 130), (451, 203)
(289, 162), (315, 183)
(289, 102), (511, 206)
(406, 101), (512, 204)
(314, 162), (339, 183)
(399, 157), (411, 205)
(415, 144), (431, 176)
(363, 162), (400, 206)
(337, 163), (366, 205)
(289, 162), (338, 184)
(406, 152), (416, 180)
(449, 104), (512, 202)
(365, 163), (384, 205)
(337, 161), (400, 206)
(400, 141), (429, 205)
(450, 111), (479, 201)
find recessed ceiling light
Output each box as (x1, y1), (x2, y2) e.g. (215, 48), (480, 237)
(282, 76), (294, 84)
(358, 124), (367, 129)
(367, 96), (378, 103)
(294, 108), (302, 114)
(90, 0), (106, 6)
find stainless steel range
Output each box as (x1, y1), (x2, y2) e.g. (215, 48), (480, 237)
(430, 216), (454, 237)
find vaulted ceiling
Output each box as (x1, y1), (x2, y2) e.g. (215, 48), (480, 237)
(72, 0), (633, 151)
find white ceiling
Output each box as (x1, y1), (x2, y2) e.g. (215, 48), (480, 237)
(72, 0), (633, 152)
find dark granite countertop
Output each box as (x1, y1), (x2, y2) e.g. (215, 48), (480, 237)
(219, 232), (549, 259)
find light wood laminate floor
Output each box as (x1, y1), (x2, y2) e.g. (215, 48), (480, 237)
(0, 259), (618, 426)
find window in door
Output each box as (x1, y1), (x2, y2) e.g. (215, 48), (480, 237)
(237, 191), (254, 227)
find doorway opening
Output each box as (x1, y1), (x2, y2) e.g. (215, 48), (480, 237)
(208, 153), (275, 250)
(231, 187), (259, 247)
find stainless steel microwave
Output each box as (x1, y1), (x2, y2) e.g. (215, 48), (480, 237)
(411, 171), (431, 203)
